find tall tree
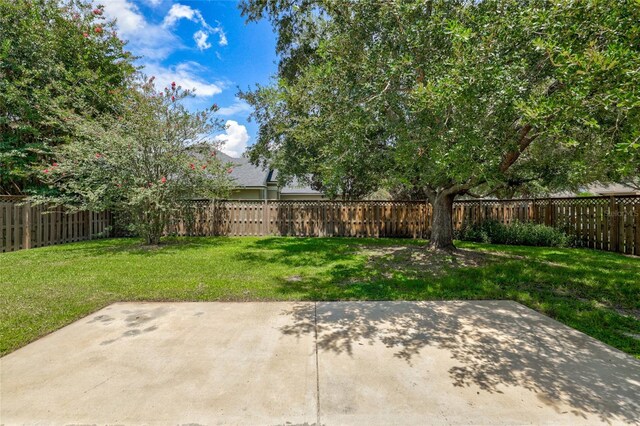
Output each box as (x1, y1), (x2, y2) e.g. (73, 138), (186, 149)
(34, 79), (232, 245)
(240, 0), (640, 250)
(0, 0), (136, 194)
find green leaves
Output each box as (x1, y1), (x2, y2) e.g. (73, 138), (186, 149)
(241, 0), (640, 200)
(31, 79), (232, 244)
(0, 0), (136, 194)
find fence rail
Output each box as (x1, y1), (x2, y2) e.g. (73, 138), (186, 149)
(2, 196), (639, 255)
(167, 196), (640, 255)
(0, 198), (111, 253)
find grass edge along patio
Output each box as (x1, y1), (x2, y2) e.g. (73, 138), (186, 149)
(1, 236), (639, 360)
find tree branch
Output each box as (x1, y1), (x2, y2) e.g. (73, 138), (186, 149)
(499, 124), (538, 173)
(441, 178), (478, 196)
(466, 185), (504, 199)
(424, 186), (436, 201)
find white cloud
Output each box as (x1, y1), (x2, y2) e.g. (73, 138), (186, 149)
(162, 3), (227, 48)
(100, 0), (179, 61)
(102, 0), (145, 34)
(143, 62), (224, 97)
(217, 31), (228, 47)
(101, 0), (225, 58)
(163, 4), (198, 27)
(193, 30), (211, 51)
(215, 121), (250, 157)
(98, 0), (226, 99)
(217, 99), (252, 116)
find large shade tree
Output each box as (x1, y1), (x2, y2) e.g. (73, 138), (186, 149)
(240, 0), (640, 250)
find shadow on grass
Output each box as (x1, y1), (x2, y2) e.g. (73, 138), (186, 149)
(32, 236), (239, 258)
(236, 238), (640, 358)
(237, 237), (364, 268)
(18, 236), (640, 358)
(280, 300), (640, 423)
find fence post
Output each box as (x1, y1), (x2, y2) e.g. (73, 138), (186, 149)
(530, 199), (536, 223)
(424, 199), (429, 239)
(86, 211), (92, 240)
(545, 199), (552, 226)
(262, 200), (269, 236)
(22, 202), (32, 249)
(610, 196), (620, 252)
(22, 202), (31, 250)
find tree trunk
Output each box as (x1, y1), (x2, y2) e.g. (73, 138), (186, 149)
(145, 212), (163, 245)
(429, 192), (456, 251)
(146, 232), (161, 245)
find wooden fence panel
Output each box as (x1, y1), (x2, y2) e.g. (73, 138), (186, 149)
(2, 196), (639, 255)
(0, 197), (111, 253)
(454, 196), (639, 255)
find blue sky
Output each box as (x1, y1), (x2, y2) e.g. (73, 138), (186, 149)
(101, 0), (278, 157)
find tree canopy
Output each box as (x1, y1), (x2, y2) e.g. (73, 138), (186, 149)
(0, 0), (136, 194)
(35, 79), (232, 245)
(240, 0), (640, 249)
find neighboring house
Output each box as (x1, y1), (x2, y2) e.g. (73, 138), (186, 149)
(218, 152), (325, 200)
(552, 183), (640, 198)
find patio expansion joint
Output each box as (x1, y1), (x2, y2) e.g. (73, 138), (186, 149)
(313, 301), (321, 426)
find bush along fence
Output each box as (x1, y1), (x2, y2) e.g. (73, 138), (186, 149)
(453, 196), (640, 254)
(0, 196), (111, 253)
(1, 195), (639, 255)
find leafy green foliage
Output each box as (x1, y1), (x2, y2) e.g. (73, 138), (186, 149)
(31, 79), (232, 244)
(0, 0), (136, 194)
(458, 220), (571, 247)
(240, 0), (640, 247)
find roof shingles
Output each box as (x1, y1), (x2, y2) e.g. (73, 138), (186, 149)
(217, 152), (269, 188)
(216, 152), (322, 195)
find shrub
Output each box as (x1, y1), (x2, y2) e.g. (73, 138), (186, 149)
(458, 220), (572, 247)
(31, 78), (232, 245)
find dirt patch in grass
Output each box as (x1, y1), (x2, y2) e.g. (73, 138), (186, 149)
(286, 275), (304, 282)
(622, 332), (640, 341)
(353, 245), (497, 281)
(137, 244), (165, 251)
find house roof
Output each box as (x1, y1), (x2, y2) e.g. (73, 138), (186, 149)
(216, 151), (270, 188)
(266, 169), (277, 183)
(551, 183), (640, 197)
(281, 179), (323, 195)
(266, 169), (322, 195)
(587, 183), (640, 195)
(215, 152), (322, 195)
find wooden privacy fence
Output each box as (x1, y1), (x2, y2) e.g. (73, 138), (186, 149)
(167, 196), (640, 255)
(0, 197), (111, 253)
(166, 200), (433, 239)
(452, 196), (640, 254)
(2, 196), (639, 255)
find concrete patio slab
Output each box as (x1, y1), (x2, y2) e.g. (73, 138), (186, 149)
(0, 302), (318, 425)
(1, 301), (639, 425)
(312, 301), (640, 425)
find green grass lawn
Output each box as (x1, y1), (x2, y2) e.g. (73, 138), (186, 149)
(1, 236), (639, 358)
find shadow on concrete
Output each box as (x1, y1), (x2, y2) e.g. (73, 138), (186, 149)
(280, 301), (640, 423)
(248, 238), (640, 357)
